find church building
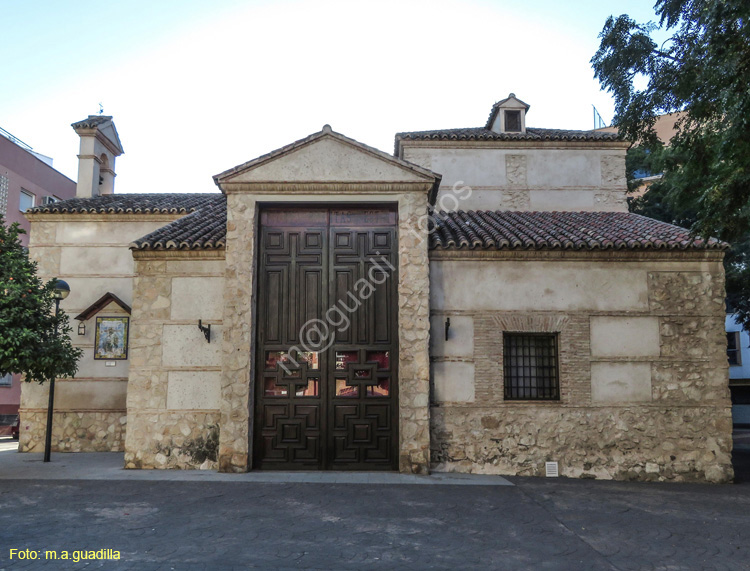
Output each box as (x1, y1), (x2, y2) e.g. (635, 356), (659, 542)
(20, 96), (734, 482)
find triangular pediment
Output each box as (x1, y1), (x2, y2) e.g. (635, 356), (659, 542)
(214, 126), (439, 188)
(97, 123), (124, 155)
(74, 292), (131, 321)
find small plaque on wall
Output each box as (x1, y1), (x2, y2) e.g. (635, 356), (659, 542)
(94, 316), (130, 360)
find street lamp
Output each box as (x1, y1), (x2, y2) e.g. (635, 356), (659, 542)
(43, 279), (70, 463)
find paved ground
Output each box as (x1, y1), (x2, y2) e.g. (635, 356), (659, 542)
(0, 434), (748, 570)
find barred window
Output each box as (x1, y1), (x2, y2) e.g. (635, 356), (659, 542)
(504, 110), (521, 132)
(503, 333), (559, 401)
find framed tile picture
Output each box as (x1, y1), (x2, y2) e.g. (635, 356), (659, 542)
(94, 316), (130, 360)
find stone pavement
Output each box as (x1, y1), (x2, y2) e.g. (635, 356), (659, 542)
(0, 436), (749, 570)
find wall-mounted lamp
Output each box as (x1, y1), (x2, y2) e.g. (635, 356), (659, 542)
(77, 322), (86, 336)
(198, 320), (211, 343)
(445, 317), (451, 341)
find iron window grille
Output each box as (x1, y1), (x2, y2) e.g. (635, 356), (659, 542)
(503, 333), (559, 401)
(504, 110), (522, 132)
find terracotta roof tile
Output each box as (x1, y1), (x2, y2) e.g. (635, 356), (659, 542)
(71, 115), (113, 129)
(28, 193), (217, 215)
(396, 126), (620, 143)
(130, 195), (226, 250)
(30, 193), (722, 253)
(429, 210), (726, 251)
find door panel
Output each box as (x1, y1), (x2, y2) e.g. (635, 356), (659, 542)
(254, 208), (398, 470)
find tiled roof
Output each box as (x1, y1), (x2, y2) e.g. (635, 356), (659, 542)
(429, 211), (726, 251)
(28, 193), (217, 215)
(396, 127), (620, 143)
(28, 193), (721, 252)
(132, 206), (721, 252)
(130, 195), (226, 250)
(71, 115), (113, 129)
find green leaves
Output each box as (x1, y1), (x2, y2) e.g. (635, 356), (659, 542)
(593, 0), (750, 329)
(0, 216), (82, 383)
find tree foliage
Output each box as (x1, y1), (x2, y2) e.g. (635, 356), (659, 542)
(630, 168), (750, 330)
(0, 217), (82, 383)
(593, 0), (750, 328)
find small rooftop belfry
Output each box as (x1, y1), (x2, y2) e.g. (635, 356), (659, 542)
(71, 115), (124, 198)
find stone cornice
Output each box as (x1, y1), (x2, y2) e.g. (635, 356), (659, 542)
(221, 182), (435, 194)
(77, 154), (103, 164)
(76, 129), (123, 156)
(429, 249), (725, 262)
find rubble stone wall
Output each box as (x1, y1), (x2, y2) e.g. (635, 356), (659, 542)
(19, 410), (126, 453)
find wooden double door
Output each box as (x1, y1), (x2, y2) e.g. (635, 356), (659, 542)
(253, 207), (399, 470)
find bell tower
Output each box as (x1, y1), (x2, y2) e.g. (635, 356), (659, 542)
(71, 115), (124, 198)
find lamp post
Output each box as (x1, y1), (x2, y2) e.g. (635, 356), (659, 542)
(43, 279), (70, 463)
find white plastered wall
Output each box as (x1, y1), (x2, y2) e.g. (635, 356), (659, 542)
(402, 146), (627, 212)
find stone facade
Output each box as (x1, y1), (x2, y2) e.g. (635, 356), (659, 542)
(214, 191), (433, 474)
(429, 250), (733, 483)
(19, 410), (126, 453)
(124, 252), (225, 470)
(126, 411), (220, 470)
(19, 117), (733, 484)
(217, 193), (256, 473)
(505, 155), (527, 186)
(431, 406), (731, 482)
(396, 192), (431, 473)
(212, 128), (436, 473)
(20, 214), (177, 453)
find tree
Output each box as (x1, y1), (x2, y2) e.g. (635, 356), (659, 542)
(630, 167), (750, 330)
(592, 0), (750, 328)
(0, 216), (82, 383)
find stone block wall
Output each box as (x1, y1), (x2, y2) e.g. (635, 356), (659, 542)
(124, 252), (225, 470)
(20, 215), (175, 453)
(429, 251), (733, 483)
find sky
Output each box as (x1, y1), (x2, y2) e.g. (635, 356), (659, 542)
(1, 0), (664, 194)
